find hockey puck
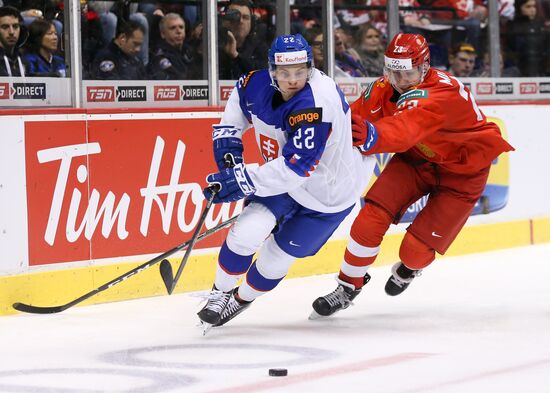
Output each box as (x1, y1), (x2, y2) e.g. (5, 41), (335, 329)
(268, 368), (288, 377)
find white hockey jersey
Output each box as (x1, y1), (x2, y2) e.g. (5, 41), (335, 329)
(220, 68), (375, 213)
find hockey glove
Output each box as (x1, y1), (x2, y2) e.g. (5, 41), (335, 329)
(203, 163), (256, 203)
(351, 114), (378, 154)
(212, 125), (244, 171)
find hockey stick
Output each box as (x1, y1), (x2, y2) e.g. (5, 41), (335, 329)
(12, 215), (238, 314)
(160, 190), (217, 294)
(160, 155), (235, 294)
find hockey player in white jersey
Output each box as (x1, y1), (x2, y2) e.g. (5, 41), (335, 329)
(198, 34), (375, 332)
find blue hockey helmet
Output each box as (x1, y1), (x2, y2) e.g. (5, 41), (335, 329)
(268, 34), (313, 69)
(268, 34), (314, 90)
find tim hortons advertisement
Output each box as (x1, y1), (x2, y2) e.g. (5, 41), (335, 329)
(24, 117), (262, 266)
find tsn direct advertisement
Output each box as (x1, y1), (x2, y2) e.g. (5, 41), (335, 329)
(84, 80), (210, 107)
(24, 114), (263, 266)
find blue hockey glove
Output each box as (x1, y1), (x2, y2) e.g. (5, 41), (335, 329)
(351, 114), (378, 154)
(203, 163), (256, 203)
(212, 125), (244, 171)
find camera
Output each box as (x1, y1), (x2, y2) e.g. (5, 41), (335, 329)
(218, 9), (241, 47)
(221, 8), (242, 23)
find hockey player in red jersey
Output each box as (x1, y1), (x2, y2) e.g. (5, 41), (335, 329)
(311, 33), (514, 318)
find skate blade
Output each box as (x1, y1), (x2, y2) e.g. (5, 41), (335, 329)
(200, 321), (214, 336)
(308, 310), (326, 320)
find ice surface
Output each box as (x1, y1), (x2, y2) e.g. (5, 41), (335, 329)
(2, 244), (549, 392)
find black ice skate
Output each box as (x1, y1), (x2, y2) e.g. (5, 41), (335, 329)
(197, 286), (232, 327)
(310, 274), (371, 319)
(213, 288), (252, 327)
(384, 262), (422, 296)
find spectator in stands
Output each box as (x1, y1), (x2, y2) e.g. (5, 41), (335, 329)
(3, 0), (63, 39)
(334, 28), (368, 76)
(90, 19), (146, 80)
(398, 0), (433, 33)
(423, 0), (486, 50)
(353, 23), (385, 76)
(185, 21), (204, 79)
(23, 18), (65, 76)
(304, 26), (356, 78)
(448, 41), (477, 77)
(218, 0), (268, 79)
(78, 1), (104, 79)
(335, 26), (362, 61)
(471, 50), (520, 77)
(0, 6), (25, 76)
(292, 0), (322, 33)
(505, 0), (547, 76)
(335, 0), (370, 27)
(87, 1), (150, 65)
(304, 25), (324, 71)
(149, 13), (193, 80)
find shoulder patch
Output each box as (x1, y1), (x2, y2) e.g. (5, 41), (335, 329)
(396, 89), (428, 107)
(237, 70), (257, 89)
(375, 77), (386, 88)
(159, 57), (172, 70)
(99, 60), (115, 72)
(362, 81), (375, 100)
(287, 108), (323, 130)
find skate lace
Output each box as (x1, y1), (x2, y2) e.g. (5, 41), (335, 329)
(390, 269), (422, 287)
(220, 296), (242, 319)
(390, 275), (406, 288)
(201, 290), (231, 314)
(324, 286), (351, 308)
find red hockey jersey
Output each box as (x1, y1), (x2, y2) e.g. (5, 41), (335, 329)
(350, 68), (514, 174)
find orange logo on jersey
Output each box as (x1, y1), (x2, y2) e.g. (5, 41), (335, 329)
(287, 108), (322, 129)
(288, 111), (319, 126)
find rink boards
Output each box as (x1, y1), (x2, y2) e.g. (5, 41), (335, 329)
(0, 104), (549, 315)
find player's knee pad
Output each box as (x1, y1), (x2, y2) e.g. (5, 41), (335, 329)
(226, 202), (277, 256)
(399, 231), (435, 270)
(255, 237), (296, 280)
(350, 202), (393, 247)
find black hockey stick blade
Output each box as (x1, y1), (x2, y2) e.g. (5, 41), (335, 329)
(13, 301), (71, 314)
(12, 215), (238, 314)
(159, 259), (174, 293)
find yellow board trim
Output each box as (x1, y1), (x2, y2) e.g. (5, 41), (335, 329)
(1, 218), (547, 316)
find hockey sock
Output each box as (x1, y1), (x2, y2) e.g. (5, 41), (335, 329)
(338, 238), (379, 289)
(215, 242), (254, 292)
(338, 202), (392, 288)
(238, 261), (284, 302)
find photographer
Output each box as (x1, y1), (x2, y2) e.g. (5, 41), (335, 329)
(219, 0), (268, 79)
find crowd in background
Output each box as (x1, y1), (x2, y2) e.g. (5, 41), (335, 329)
(0, 0), (548, 79)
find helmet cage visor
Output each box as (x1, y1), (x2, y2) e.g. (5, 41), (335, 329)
(269, 51), (313, 89)
(384, 55), (428, 92)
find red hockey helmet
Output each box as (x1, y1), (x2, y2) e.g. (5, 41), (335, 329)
(384, 33), (430, 93)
